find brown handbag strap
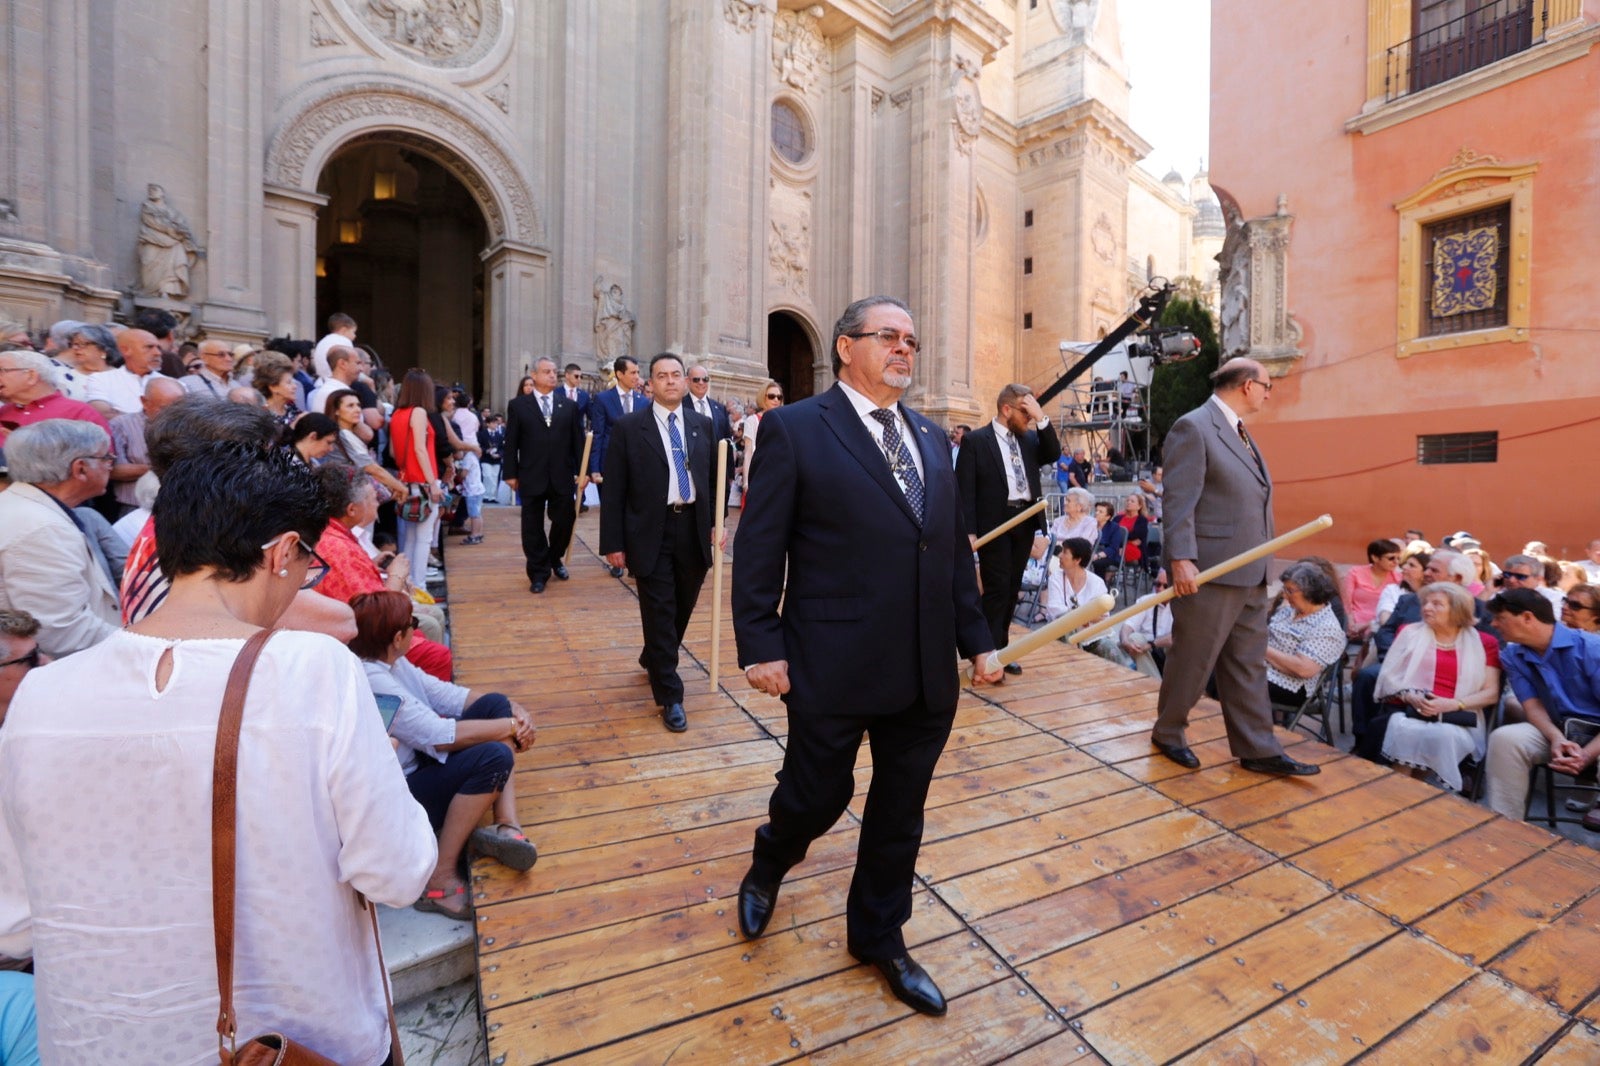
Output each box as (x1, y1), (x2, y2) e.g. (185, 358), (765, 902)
(211, 629), (405, 1065)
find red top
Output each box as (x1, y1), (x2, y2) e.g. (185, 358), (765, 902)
(1117, 514), (1142, 563)
(0, 392), (112, 441)
(390, 406), (435, 485)
(314, 520), (385, 605)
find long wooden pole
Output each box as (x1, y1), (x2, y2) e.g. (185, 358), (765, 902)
(972, 499), (1048, 549)
(964, 594), (1116, 685)
(564, 431), (594, 568)
(709, 440), (729, 694)
(1067, 513), (1335, 647)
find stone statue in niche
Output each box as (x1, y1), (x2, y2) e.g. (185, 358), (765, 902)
(136, 184), (203, 300)
(1217, 220), (1250, 360)
(773, 9), (827, 94)
(593, 276), (636, 364)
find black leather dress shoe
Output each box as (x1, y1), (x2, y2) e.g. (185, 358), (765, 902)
(553, 563), (570, 580)
(737, 869), (780, 938)
(1152, 739), (1201, 769)
(530, 580), (546, 594)
(869, 954), (947, 1017)
(1239, 754), (1321, 776)
(661, 703), (688, 732)
(1003, 662), (1023, 676)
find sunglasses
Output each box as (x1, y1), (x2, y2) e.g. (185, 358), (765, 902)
(690, 376), (708, 383)
(1566, 598), (1596, 613)
(0, 646), (40, 670)
(765, 392), (783, 400)
(1502, 572), (1534, 582)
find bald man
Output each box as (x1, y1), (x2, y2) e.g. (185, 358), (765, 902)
(108, 376), (186, 516)
(180, 339), (236, 400)
(86, 329), (167, 416)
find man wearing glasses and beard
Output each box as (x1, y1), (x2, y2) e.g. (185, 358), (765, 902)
(733, 296), (1000, 1017)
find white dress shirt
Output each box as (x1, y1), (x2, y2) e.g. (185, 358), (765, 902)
(84, 366), (167, 415)
(836, 380), (925, 489)
(652, 402), (696, 505)
(991, 418), (1033, 502)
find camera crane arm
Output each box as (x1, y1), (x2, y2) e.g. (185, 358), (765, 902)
(1033, 283), (1177, 408)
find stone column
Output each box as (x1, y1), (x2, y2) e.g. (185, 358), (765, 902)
(198, 0), (268, 342)
(482, 240), (550, 410)
(261, 186), (327, 340)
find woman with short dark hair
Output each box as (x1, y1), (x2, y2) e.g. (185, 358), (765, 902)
(1265, 561), (1346, 705)
(1342, 538), (1401, 640)
(0, 443), (433, 1062)
(350, 590), (538, 922)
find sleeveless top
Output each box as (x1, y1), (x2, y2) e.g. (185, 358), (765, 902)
(390, 406), (436, 484)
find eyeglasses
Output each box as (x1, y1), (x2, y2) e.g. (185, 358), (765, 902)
(0, 646), (40, 670)
(0, 366), (32, 374)
(845, 329), (920, 352)
(76, 454), (115, 466)
(1248, 378), (1273, 392)
(261, 534), (330, 590)
(1566, 598), (1596, 613)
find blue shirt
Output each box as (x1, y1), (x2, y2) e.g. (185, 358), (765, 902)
(1502, 624), (1600, 724)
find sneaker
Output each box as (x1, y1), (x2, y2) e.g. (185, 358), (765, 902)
(463, 535), (484, 545)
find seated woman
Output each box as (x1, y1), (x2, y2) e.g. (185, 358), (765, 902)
(1375, 582), (1501, 790)
(1049, 486), (1097, 544)
(1562, 583), (1600, 634)
(1044, 537), (1123, 663)
(0, 442), (433, 1063)
(1265, 561), (1347, 707)
(1115, 493), (1150, 570)
(314, 463), (454, 680)
(1341, 538), (1401, 641)
(287, 412), (339, 466)
(350, 590), (538, 922)
(1089, 500), (1127, 579)
(1376, 546), (1430, 627)
(326, 387), (407, 503)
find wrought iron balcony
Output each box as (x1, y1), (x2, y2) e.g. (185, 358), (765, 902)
(1385, 1), (1543, 101)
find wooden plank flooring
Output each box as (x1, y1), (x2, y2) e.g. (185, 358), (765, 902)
(448, 507), (1600, 1064)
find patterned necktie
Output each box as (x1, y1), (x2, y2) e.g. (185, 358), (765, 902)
(667, 412), (692, 502)
(1236, 420), (1262, 468)
(539, 393), (552, 423)
(623, 391), (633, 415)
(869, 408), (925, 524)
(1005, 433), (1029, 497)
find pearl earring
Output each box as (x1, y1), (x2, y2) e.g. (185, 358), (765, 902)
(278, 568), (290, 577)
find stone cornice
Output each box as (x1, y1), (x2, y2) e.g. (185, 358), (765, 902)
(1017, 99), (1151, 162)
(884, 0), (1011, 62)
(1346, 23), (1600, 135)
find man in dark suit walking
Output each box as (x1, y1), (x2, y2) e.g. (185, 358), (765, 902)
(1150, 358), (1318, 776)
(588, 355), (647, 576)
(733, 296), (1001, 1017)
(599, 354), (717, 733)
(956, 383), (1060, 674)
(503, 357), (585, 594)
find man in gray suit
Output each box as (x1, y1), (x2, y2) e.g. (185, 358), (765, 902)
(1150, 359), (1319, 776)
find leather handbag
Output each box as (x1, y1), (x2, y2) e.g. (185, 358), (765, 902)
(212, 630), (405, 1066)
(398, 484), (432, 524)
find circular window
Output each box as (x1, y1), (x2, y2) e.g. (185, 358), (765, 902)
(771, 100), (811, 165)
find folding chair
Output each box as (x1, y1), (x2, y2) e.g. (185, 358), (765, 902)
(1268, 659), (1340, 746)
(1526, 717), (1600, 828)
(1459, 687), (1504, 802)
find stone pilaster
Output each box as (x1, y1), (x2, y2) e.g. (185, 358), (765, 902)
(261, 184), (327, 339)
(482, 240), (550, 409)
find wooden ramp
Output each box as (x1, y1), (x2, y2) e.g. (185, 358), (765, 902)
(448, 507), (1600, 1064)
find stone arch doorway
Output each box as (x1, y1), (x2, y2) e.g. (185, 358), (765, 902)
(315, 142), (488, 399)
(262, 78), (547, 408)
(766, 310), (819, 402)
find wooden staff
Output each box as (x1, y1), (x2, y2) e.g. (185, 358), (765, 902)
(709, 439), (729, 694)
(972, 499), (1048, 549)
(1067, 513), (1335, 647)
(964, 594), (1116, 685)
(564, 431), (594, 568)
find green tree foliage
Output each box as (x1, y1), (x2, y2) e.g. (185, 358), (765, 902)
(1148, 296), (1220, 452)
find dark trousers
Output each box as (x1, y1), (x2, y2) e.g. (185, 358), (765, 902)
(519, 487), (576, 583)
(1350, 662), (1397, 761)
(634, 506), (708, 706)
(750, 696), (955, 962)
(977, 514), (1034, 652)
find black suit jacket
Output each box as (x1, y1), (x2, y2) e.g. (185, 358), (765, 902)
(955, 420), (1062, 539)
(598, 405), (715, 575)
(503, 390), (585, 497)
(732, 385), (992, 716)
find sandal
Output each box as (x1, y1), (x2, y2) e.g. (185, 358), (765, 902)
(470, 823), (539, 872)
(463, 535), (484, 545)
(414, 884), (473, 922)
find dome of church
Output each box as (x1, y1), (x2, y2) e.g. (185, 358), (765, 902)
(1194, 196), (1225, 238)
(1162, 168), (1184, 186)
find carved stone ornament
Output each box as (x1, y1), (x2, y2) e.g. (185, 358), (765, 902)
(137, 183), (204, 300)
(594, 275), (636, 364)
(724, 0), (764, 32)
(311, 7), (345, 46)
(1091, 212), (1116, 265)
(358, 0), (504, 68)
(1434, 146), (1502, 181)
(1218, 205), (1301, 375)
(267, 80), (543, 244)
(953, 90), (981, 155)
(768, 183), (812, 296)
(485, 79), (510, 113)
(773, 9), (828, 94)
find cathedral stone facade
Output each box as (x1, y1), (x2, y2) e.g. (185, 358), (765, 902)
(0, 0), (1208, 420)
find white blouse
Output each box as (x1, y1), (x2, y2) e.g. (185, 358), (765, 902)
(1044, 565), (1110, 623)
(0, 629), (436, 1065)
(363, 656), (469, 777)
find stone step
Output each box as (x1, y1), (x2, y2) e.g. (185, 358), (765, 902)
(380, 902), (476, 1006)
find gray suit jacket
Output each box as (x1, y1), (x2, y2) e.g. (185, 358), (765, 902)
(1160, 397), (1273, 587)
